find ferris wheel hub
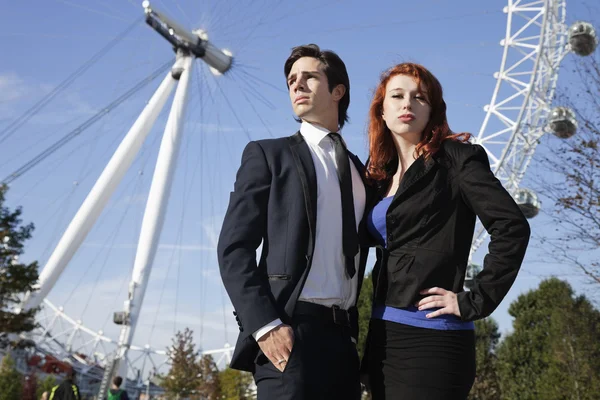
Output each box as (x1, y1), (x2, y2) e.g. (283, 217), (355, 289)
(143, 1), (233, 73)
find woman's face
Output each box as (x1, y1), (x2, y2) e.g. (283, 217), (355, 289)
(382, 74), (431, 139)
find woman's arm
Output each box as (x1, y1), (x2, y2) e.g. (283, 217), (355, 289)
(456, 144), (531, 321)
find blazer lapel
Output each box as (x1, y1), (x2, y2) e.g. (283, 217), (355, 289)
(286, 132), (318, 316)
(393, 155), (437, 202)
(287, 132), (318, 257)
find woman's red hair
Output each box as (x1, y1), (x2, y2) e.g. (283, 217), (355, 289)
(366, 63), (470, 181)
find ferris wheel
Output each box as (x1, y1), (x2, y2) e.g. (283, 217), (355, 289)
(1, 0), (597, 397)
(464, 0), (597, 284)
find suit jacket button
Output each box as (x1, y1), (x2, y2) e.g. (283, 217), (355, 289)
(233, 311), (237, 316)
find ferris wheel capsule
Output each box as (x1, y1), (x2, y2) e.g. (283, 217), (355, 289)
(568, 21), (598, 56)
(514, 188), (541, 219)
(464, 263), (482, 290)
(548, 106), (577, 139)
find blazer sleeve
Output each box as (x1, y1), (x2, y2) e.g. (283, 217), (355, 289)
(217, 141), (280, 336)
(456, 144), (531, 321)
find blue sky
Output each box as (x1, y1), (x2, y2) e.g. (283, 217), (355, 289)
(1, 0), (598, 364)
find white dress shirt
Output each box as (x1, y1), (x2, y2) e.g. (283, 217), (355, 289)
(253, 121), (366, 340)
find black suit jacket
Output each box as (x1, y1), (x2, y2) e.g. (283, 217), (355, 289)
(369, 139), (531, 321)
(217, 132), (372, 372)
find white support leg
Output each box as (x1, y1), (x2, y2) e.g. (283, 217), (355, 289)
(18, 64), (180, 312)
(112, 53), (194, 378)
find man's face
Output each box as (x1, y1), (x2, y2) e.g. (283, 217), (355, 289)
(287, 57), (342, 128)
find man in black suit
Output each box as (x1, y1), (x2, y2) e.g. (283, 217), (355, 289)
(217, 44), (370, 399)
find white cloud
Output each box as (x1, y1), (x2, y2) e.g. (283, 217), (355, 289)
(0, 73), (30, 103)
(0, 71), (96, 127)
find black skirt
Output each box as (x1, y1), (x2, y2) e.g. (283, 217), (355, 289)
(366, 318), (476, 400)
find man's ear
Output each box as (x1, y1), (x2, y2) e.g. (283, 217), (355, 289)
(332, 84), (346, 102)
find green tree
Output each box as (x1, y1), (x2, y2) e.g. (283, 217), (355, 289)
(468, 318), (502, 400)
(218, 367), (253, 400)
(197, 354), (220, 399)
(161, 328), (202, 399)
(0, 184), (39, 336)
(0, 354), (22, 400)
(356, 272), (373, 358)
(497, 278), (600, 399)
(36, 375), (56, 400)
(357, 272), (374, 400)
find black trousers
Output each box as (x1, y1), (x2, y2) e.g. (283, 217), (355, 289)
(367, 318), (476, 400)
(253, 313), (361, 400)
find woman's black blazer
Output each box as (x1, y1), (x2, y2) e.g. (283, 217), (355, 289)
(368, 139), (531, 321)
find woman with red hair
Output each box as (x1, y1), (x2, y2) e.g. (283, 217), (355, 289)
(361, 63), (530, 399)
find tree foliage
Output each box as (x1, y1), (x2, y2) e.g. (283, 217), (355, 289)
(496, 278), (600, 399)
(0, 354), (22, 400)
(197, 354), (220, 399)
(468, 318), (502, 400)
(218, 367), (253, 400)
(161, 328), (202, 399)
(36, 375), (56, 400)
(357, 272), (373, 359)
(0, 184), (39, 336)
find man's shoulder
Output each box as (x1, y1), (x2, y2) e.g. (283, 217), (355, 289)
(252, 133), (299, 149)
(245, 132), (300, 157)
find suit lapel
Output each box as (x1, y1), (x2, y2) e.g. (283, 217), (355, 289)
(393, 155), (437, 203)
(287, 131), (317, 257)
(286, 132), (318, 316)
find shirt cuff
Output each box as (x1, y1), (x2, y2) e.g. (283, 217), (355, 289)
(253, 318), (283, 341)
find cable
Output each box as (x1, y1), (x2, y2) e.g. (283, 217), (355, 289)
(2, 58), (174, 185)
(0, 17), (142, 145)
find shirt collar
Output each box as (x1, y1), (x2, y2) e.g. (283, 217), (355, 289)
(300, 121), (341, 146)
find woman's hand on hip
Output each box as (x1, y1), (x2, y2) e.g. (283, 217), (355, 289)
(416, 287), (461, 318)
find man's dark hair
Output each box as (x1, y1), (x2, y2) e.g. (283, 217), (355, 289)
(112, 376), (123, 388)
(284, 44), (350, 129)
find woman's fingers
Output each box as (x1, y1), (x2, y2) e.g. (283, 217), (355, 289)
(415, 295), (444, 308)
(425, 307), (452, 318)
(419, 287), (447, 296)
(416, 288), (461, 318)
